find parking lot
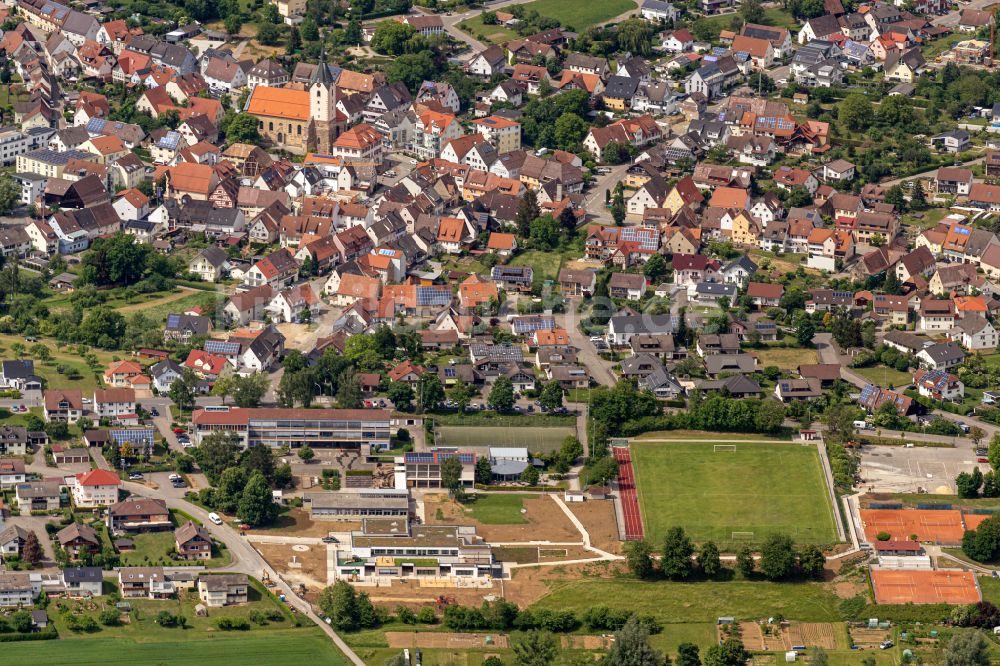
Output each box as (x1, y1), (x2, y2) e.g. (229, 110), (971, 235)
(859, 444), (986, 494)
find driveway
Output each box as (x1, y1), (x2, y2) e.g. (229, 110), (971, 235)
(555, 302), (617, 386)
(6, 514), (59, 562)
(581, 164), (631, 225)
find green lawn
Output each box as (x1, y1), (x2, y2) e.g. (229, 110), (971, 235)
(3, 630), (350, 665)
(0, 335), (119, 392)
(509, 250), (564, 284)
(853, 364), (913, 389)
(465, 493), (537, 524)
(437, 425), (575, 453)
(494, 0), (635, 31)
(458, 15), (517, 44)
(630, 440), (839, 547)
(698, 6), (798, 35)
(533, 578), (844, 623)
(122, 290), (222, 325)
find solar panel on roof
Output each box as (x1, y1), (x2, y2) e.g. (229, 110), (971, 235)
(378, 248), (394, 256)
(111, 428), (155, 444)
(204, 340), (241, 355)
(415, 287), (450, 306)
(165, 314), (181, 328)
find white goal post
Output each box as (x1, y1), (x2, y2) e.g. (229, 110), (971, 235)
(731, 531), (754, 541)
(714, 444), (737, 452)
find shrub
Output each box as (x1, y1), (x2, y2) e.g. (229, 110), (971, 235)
(99, 608), (120, 626)
(249, 609), (268, 625)
(217, 617), (251, 631)
(876, 531), (891, 541)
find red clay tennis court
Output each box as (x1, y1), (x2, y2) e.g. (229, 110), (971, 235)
(871, 569), (980, 605)
(964, 513), (992, 531)
(613, 446), (644, 541)
(860, 509), (966, 545)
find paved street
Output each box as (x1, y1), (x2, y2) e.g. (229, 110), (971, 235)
(555, 301), (617, 386)
(117, 478), (366, 665)
(581, 164), (631, 225)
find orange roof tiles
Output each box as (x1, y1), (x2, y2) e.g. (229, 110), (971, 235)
(437, 217), (466, 243)
(246, 86), (310, 121)
(486, 232), (516, 250)
(709, 187), (749, 209)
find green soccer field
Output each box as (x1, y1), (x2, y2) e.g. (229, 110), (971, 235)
(630, 440), (839, 548)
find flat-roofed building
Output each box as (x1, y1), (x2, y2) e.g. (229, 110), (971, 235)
(395, 449), (476, 489)
(336, 518), (501, 581)
(303, 488), (410, 521)
(191, 407), (393, 451)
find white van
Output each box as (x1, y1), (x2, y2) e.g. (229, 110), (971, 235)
(208, 513), (222, 525)
(853, 420), (869, 430)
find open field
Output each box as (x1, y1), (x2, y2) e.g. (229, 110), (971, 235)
(465, 493), (536, 524)
(0, 335), (119, 392)
(437, 425), (574, 453)
(457, 15), (517, 44)
(852, 364), (913, 389)
(426, 493), (581, 543)
(753, 347), (819, 370)
(459, 0), (636, 41)
(116, 288), (221, 323)
(518, 0), (636, 27)
(2, 630), (350, 665)
(630, 440), (838, 547)
(533, 579), (844, 623)
(509, 250), (563, 284)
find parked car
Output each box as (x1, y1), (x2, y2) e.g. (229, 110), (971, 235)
(321, 536), (338, 544)
(173, 427), (185, 434)
(979, 457), (990, 463)
(208, 513), (223, 525)
(128, 472), (143, 480)
(150, 408), (159, 416)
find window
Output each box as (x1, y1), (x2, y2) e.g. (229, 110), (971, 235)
(268, 122), (273, 131)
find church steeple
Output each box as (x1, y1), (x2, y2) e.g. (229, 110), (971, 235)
(310, 49), (336, 124)
(310, 49), (334, 87)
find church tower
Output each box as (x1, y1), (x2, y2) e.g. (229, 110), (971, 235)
(309, 52), (338, 154)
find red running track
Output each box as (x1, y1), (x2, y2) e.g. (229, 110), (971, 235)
(613, 446), (644, 541)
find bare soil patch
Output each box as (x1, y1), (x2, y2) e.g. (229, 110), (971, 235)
(426, 494), (579, 543)
(252, 508), (361, 537)
(256, 543), (328, 591)
(567, 500), (622, 554)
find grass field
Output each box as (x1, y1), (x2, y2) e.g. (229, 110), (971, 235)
(509, 250), (564, 284)
(630, 440), (838, 547)
(0, 335), (118, 392)
(754, 347), (819, 370)
(460, 0), (636, 40)
(853, 364), (913, 389)
(458, 15), (517, 44)
(521, 0), (636, 28)
(120, 290), (222, 324)
(2, 630), (350, 665)
(437, 425), (574, 453)
(533, 578), (843, 623)
(465, 493), (536, 524)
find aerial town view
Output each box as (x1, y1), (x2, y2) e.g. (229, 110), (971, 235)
(8, 0), (1000, 663)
